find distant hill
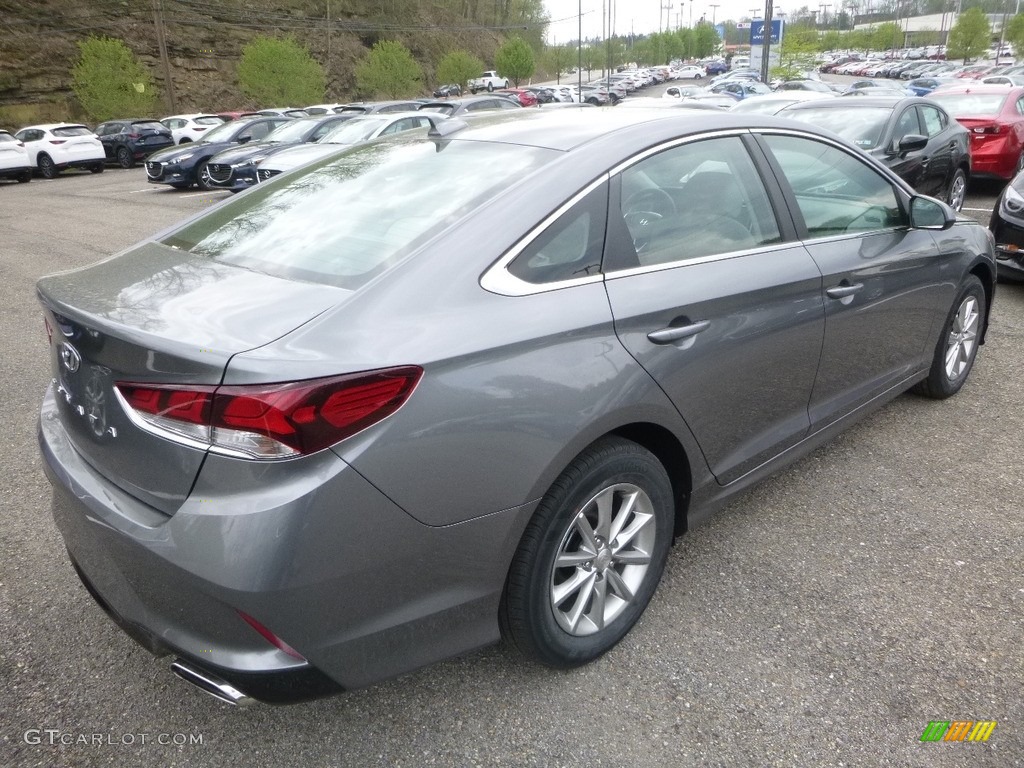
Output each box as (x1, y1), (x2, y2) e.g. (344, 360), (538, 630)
(0, 0), (548, 125)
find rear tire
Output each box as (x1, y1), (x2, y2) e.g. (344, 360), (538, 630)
(500, 437), (674, 668)
(914, 274), (985, 399)
(90, 163), (104, 174)
(17, 170), (31, 183)
(946, 168), (967, 212)
(37, 153), (58, 179)
(116, 146), (134, 169)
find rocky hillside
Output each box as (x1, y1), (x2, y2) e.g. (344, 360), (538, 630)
(0, 0), (545, 124)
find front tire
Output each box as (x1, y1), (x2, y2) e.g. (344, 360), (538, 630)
(17, 170), (31, 183)
(946, 168), (967, 212)
(914, 274), (985, 399)
(487, 82), (494, 92)
(500, 437), (674, 669)
(194, 160), (213, 191)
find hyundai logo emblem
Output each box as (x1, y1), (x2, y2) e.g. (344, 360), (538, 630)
(59, 342), (81, 373)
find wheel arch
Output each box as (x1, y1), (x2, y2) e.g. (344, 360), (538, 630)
(969, 259), (996, 343)
(609, 423), (693, 537)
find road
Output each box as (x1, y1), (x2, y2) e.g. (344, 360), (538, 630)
(1, 147), (1022, 768)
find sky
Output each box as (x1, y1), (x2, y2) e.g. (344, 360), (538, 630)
(544, 0), (778, 43)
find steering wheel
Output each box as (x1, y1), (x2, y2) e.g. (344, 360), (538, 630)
(622, 188), (677, 255)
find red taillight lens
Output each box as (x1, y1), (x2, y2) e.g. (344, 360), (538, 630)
(972, 124), (1003, 135)
(116, 367), (422, 459)
(236, 611), (305, 661)
(48, 139), (66, 144)
(127, 133), (141, 139)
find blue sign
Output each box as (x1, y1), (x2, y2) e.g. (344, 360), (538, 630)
(715, 23), (725, 39)
(750, 19), (783, 45)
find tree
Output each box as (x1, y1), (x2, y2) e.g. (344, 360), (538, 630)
(1005, 13), (1024, 57)
(947, 8), (991, 64)
(871, 22), (904, 53)
(693, 23), (721, 58)
(436, 50), (484, 91)
(355, 40), (423, 99)
(495, 36), (535, 86)
(238, 36), (325, 106)
(776, 25), (820, 78)
(543, 44), (575, 83)
(71, 36), (156, 121)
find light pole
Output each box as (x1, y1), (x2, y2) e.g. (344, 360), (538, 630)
(710, 3), (719, 24)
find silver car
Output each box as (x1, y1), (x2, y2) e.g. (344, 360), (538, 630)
(38, 108), (995, 705)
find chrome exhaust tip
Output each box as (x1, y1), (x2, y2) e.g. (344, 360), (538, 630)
(171, 659), (254, 706)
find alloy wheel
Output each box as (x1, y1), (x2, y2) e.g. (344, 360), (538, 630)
(549, 483), (656, 636)
(944, 294), (979, 381)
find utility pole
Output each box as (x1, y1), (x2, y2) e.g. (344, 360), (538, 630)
(710, 4), (720, 25)
(326, 0), (331, 84)
(152, 0), (177, 113)
(761, 0), (774, 83)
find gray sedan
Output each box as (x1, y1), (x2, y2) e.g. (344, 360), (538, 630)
(37, 108), (995, 705)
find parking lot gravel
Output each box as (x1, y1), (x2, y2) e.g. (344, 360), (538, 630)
(1, 151), (1021, 767)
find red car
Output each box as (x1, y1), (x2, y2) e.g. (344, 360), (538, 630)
(930, 85), (1024, 179)
(495, 88), (538, 107)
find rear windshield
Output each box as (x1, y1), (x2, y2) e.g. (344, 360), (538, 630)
(0, 132), (15, 142)
(161, 136), (556, 290)
(320, 117), (389, 144)
(195, 115), (224, 125)
(928, 93), (1007, 116)
(419, 104), (455, 116)
(52, 126), (92, 137)
(132, 121), (166, 131)
(784, 106), (892, 149)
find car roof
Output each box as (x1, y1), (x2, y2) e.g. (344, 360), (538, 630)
(929, 84), (1021, 95)
(785, 95), (919, 110)
(427, 106), (843, 154)
(20, 123), (90, 131)
(162, 113), (221, 120)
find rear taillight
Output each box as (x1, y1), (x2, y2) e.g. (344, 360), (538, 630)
(195, 127), (208, 131)
(115, 366), (422, 459)
(49, 140), (66, 145)
(972, 124), (1003, 135)
(127, 133), (141, 139)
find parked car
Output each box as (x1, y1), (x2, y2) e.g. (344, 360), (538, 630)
(14, 123), (105, 178)
(904, 77), (959, 96)
(304, 103), (345, 115)
(675, 65), (706, 79)
(161, 114), (226, 144)
(662, 85), (706, 100)
(780, 96), (971, 210)
(144, 116), (290, 190)
(774, 79), (834, 93)
(469, 70), (509, 93)
(709, 80), (772, 100)
(94, 119), (174, 168)
(255, 112), (448, 181)
(988, 169), (1024, 280)
(0, 129), (32, 183)
(418, 95), (524, 116)
(255, 108), (309, 119)
(495, 88), (539, 107)
(730, 90), (834, 115)
(432, 84), (462, 98)
(336, 101), (428, 115)
(204, 114), (357, 192)
(36, 108), (994, 705)
(928, 85), (1024, 180)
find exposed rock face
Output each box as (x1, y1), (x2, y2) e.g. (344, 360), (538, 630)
(0, 0), (506, 124)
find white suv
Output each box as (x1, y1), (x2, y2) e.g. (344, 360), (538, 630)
(0, 129), (32, 183)
(160, 114), (225, 144)
(14, 124), (105, 178)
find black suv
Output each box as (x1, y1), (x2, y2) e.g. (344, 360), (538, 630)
(94, 119), (174, 168)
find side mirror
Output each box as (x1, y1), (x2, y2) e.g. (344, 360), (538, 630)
(237, 135), (252, 144)
(894, 133), (928, 154)
(911, 195), (955, 230)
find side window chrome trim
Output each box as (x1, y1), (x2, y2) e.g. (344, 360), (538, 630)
(480, 174), (609, 297)
(605, 240), (799, 280)
(608, 128), (751, 176)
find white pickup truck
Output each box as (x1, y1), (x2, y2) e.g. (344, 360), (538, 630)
(469, 71), (510, 93)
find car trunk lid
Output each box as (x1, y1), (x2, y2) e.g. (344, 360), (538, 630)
(38, 241), (347, 515)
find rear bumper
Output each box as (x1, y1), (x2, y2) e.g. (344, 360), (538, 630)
(38, 384), (530, 700)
